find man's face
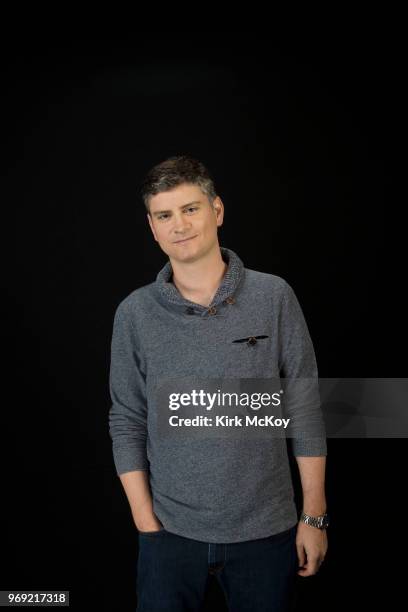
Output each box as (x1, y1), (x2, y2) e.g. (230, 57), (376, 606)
(147, 183), (224, 263)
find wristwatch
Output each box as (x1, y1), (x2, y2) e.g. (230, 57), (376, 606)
(300, 511), (330, 530)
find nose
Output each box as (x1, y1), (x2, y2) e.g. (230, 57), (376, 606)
(173, 212), (192, 234)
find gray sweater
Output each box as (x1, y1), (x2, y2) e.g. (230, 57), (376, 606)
(108, 246), (327, 543)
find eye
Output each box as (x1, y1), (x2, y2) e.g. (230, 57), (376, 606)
(185, 206), (198, 213)
(157, 213), (170, 221)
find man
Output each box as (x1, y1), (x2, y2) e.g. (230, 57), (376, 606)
(108, 155), (329, 611)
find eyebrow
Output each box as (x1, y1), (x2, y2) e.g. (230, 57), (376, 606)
(151, 200), (202, 217)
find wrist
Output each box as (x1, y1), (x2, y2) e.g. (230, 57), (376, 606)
(300, 509), (329, 529)
(302, 505), (327, 516)
(134, 510), (161, 531)
(136, 517), (162, 531)
(302, 494), (326, 516)
(133, 502), (155, 525)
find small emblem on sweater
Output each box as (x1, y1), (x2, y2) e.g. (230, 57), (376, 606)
(232, 335), (269, 346)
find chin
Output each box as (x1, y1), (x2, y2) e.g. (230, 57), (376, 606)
(173, 250), (199, 262)
(172, 244), (203, 262)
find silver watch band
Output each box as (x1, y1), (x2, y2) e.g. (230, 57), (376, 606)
(300, 511), (329, 529)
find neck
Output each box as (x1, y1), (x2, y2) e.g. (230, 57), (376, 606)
(170, 244), (227, 307)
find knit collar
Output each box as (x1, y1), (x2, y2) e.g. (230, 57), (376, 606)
(155, 246), (244, 310)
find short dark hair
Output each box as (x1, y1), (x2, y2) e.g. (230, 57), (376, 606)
(140, 155), (218, 213)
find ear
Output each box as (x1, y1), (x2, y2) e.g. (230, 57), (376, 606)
(213, 197), (224, 227)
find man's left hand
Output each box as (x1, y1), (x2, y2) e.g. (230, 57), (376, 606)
(295, 521), (328, 577)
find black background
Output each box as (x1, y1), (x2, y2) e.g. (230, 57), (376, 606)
(3, 29), (406, 610)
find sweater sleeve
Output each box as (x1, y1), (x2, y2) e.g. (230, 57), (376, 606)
(108, 301), (149, 475)
(278, 281), (327, 457)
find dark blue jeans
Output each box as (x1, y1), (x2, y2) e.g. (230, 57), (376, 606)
(136, 524), (298, 611)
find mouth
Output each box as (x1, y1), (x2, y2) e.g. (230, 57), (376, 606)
(174, 235), (197, 244)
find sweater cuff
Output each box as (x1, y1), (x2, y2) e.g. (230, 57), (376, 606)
(112, 445), (149, 475)
(291, 437), (327, 456)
